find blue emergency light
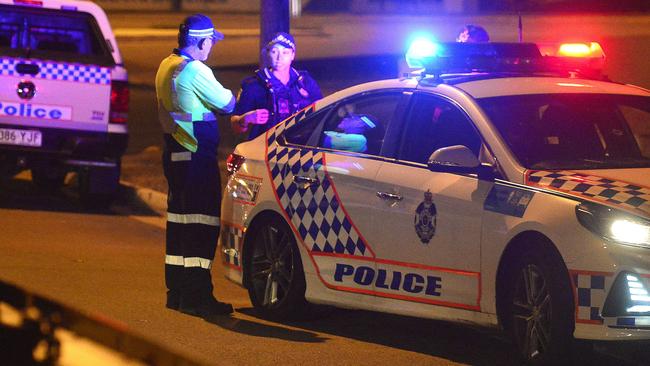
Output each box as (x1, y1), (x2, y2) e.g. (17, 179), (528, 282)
(406, 39), (543, 76)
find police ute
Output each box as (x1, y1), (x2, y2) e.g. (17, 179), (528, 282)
(0, 0), (128, 205)
(220, 37), (650, 364)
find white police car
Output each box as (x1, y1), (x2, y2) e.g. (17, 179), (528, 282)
(220, 39), (650, 364)
(0, 0), (128, 205)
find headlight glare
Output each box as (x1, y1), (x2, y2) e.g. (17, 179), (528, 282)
(576, 202), (650, 248)
(610, 219), (650, 245)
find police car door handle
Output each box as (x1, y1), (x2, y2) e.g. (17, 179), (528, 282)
(376, 191), (403, 201)
(293, 175), (318, 189)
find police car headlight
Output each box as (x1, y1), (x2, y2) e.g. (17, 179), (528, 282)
(576, 202), (650, 248)
(610, 219), (650, 246)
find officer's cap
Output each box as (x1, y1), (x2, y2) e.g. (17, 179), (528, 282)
(266, 32), (296, 51)
(180, 14), (224, 41)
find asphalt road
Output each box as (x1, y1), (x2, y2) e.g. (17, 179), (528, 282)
(1, 173), (646, 365)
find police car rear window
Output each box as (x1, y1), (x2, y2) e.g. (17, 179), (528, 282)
(0, 5), (114, 66)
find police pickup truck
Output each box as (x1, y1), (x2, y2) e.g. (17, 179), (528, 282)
(0, 0), (128, 205)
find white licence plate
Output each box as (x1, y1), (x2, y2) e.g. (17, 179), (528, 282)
(0, 128), (42, 147)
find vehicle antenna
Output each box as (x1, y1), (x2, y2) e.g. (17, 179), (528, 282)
(518, 12), (523, 43)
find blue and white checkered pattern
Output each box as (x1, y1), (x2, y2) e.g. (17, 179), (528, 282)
(527, 170), (650, 219)
(221, 225), (243, 267)
(0, 57), (111, 85)
(572, 272), (611, 323)
(266, 107), (373, 258)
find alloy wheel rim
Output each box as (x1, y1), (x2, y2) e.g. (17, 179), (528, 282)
(512, 263), (552, 361)
(251, 224), (295, 308)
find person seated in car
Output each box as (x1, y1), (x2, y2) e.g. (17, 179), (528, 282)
(322, 113), (377, 153)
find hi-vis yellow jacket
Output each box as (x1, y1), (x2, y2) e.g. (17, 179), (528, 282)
(155, 52), (235, 152)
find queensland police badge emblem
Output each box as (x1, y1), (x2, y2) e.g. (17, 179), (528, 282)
(414, 190), (437, 244)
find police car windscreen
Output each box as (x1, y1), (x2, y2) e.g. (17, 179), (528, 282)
(478, 94), (650, 170)
(0, 5), (113, 66)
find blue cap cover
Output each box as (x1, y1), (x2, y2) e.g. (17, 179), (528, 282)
(182, 14), (224, 41)
(266, 32), (296, 51)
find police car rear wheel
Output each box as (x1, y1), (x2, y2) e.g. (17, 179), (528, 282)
(508, 251), (573, 365)
(247, 215), (308, 320)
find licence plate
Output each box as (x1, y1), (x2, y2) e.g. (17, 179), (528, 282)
(0, 128), (42, 147)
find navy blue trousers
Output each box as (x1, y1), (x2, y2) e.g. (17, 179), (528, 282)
(162, 121), (221, 307)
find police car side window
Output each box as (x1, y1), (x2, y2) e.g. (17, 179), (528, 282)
(318, 92), (402, 155)
(400, 94), (481, 164)
(282, 107), (333, 147)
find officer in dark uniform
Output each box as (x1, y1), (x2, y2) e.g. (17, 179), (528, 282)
(155, 14), (235, 319)
(230, 32), (322, 139)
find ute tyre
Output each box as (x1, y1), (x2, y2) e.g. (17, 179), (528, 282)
(506, 250), (574, 365)
(247, 215), (309, 321)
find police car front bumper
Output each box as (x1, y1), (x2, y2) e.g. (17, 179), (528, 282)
(574, 241), (650, 340)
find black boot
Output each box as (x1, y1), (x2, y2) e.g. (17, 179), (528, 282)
(179, 296), (233, 319)
(166, 290), (181, 310)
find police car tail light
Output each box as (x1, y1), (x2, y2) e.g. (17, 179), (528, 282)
(109, 81), (129, 124)
(226, 153), (245, 175)
(602, 272), (650, 317)
(576, 202), (650, 248)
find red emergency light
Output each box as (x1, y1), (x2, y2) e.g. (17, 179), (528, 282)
(539, 42), (606, 78)
(13, 0), (43, 6)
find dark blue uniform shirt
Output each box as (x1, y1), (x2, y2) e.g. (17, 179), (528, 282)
(233, 68), (322, 140)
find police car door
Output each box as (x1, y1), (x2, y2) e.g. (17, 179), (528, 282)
(372, 93), (491, 313)
(280, 91), (406, 303)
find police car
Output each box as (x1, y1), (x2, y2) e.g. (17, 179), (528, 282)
(0, 0), (128, 205)
(220, 39), (650, 364)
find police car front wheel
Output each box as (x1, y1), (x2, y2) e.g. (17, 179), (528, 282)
(507, 250), (574, 365)
(246, 214), (309, 320)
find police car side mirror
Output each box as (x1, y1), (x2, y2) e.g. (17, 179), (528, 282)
(427, 145), (481, 174)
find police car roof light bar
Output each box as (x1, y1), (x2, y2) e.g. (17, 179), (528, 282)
(406, 41), (544, 78)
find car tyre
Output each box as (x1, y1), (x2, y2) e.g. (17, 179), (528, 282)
(506, 249), (574, 365)
(246, 214), (309, 320)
